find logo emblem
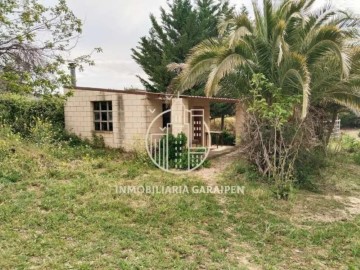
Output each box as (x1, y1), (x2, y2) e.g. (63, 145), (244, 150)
(146, 106), (211, 174)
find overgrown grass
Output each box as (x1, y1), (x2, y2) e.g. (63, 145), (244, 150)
(221, 158), (360, 269)
(0, 129), (359, 269)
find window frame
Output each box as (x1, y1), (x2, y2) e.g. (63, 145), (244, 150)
(93, 101), (113, 132)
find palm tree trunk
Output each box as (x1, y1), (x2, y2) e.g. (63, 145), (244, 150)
(220, 115), (225, 131)
(325, 109), (338, 146)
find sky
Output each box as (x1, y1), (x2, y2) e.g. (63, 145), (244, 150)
(61, 0), (360, 90)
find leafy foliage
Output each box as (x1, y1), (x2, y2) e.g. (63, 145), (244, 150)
(243, 74), (306, 199)
(339, 111), (360, 128)
(339, 135), (360, 153)
(0, 93), (65, 136)
(132, 0), (233, 92)
(170, 0), (360, 197)
(155, 132), (207, 169)
(29, 118), (58, 145)
(247, 74), (302, 125)
(210, 102), (235, 130)
(0, 0), (101, 94)
(294, 146), (328, 189)
(172, 0), (360, 119)
(354, 152), (360, 165)
(210, 130), (235, 145)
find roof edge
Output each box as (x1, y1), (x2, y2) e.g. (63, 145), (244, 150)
(66, 86), (239, 103)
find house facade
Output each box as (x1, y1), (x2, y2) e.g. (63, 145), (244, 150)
(64, 87), (245, 151)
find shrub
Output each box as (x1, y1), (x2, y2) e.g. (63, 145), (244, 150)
(125, 164), (140, 179)
(242, 73), (303, 199)
(0, 93), (65, 137)
(0, 125), (21, 161)
(91, 132), (106, 149)
(59, 132), (87, 147)
(340, 135), (360, 153)
(339, 111), (360, 128)
(162, 132), (187, 162)
(177, 148), (208, 169)
(155, 132), (208, 170)
(222, 131), (235, 145)
(294, 146), (327, 189)
(210, 130), (235, 146)
(157, 132), (186, 168)
(354, 153), (360, 165)
(29, 118), (58, 145)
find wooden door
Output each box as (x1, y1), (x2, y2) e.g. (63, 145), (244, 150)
(192, 108), (204, 146)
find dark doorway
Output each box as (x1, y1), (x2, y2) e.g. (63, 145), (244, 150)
(162, 103), (171, 128)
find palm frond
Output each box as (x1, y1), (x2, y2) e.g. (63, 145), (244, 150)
(169, 0), (360, 119)
(330, 87), (360, 113)
(175, 58), (215, 91)
(204, 53), (248, 96)
(280, 52), (311, 119)
(167, 63), (187, 73)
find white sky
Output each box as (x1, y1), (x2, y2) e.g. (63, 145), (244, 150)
(61, 0), (360, 89)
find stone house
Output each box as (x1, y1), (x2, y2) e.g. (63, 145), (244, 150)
(64, 86), (245, 151)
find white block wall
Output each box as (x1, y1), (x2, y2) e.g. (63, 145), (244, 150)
(64, 89), (120, 147)
(64, 88), (226, 150)
(65, 89), (166, 150)
(235, 103), (246, 145)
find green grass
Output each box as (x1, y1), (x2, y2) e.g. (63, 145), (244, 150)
(0, 131), (360, 269)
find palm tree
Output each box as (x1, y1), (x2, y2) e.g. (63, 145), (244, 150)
(170, 0), (360, 120)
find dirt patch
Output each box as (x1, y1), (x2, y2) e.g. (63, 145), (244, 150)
(337, 195), (360, 216)
(292, 194), (360, 223)
(341, 129), (360, 141)
(194, 148), (242, 186)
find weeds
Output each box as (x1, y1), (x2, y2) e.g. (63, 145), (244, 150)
(0, 124), (359, 269)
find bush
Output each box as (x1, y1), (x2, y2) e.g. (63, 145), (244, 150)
(91, 132), (106, 149)
(340, 135), (360, 153)
(125, 164), (141, 179)
(294, 146), (328, 189)
(157, 132), (187, 169)
(155, 132), (208, 170)
(0, 125), (21, 160)
(0, 93), (65, 137)
(59, 132), (87, 147)
(210, 130), (235, 146)
(178, 148), (208, 169)
(163, 132), (187, 163)
(339, 111), (360, 128)
(222, 131), (235, 145)
(29, 118), (59, 145)
(354, 153), (360, 165)
(0, 94), (105, 149)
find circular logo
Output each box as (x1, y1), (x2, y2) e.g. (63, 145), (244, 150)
(145, 107), (211, 174)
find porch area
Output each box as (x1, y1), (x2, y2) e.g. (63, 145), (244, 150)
(208, 145), (239, 159)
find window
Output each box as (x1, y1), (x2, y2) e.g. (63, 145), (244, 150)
(93, 101), (113, 131)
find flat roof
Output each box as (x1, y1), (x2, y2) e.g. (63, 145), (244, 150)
(70, 86), (239, 103)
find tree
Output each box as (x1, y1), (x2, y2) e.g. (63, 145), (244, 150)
(0, 0), (101, 94)
(131, 0), (233, 93)
(170, 0), (360, 196)
(210, 102), (234, 129)
(171, 0), (360, 118)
